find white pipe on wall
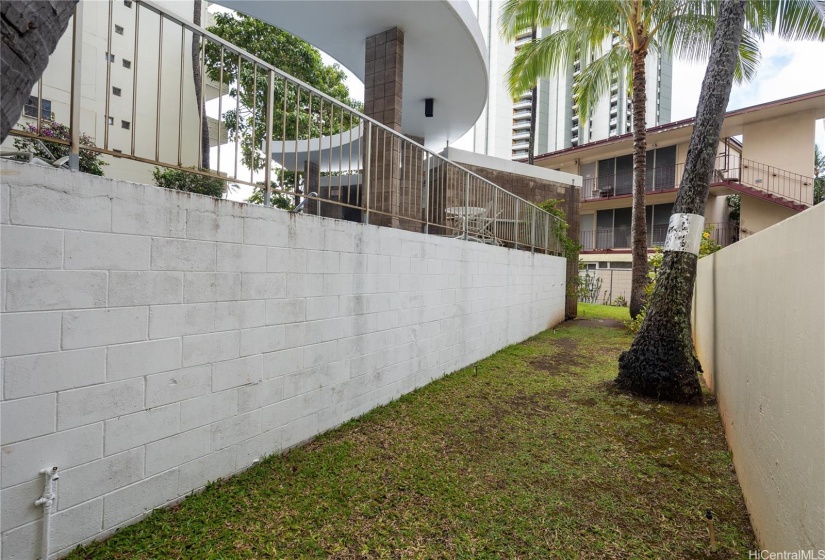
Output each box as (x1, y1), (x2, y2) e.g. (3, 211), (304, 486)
(34, 466), (59, 560)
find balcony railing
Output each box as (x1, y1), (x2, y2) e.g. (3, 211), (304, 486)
(5, 0), (566, 255)
(580, 222), (738, 251)
(581, 154), (814, 206)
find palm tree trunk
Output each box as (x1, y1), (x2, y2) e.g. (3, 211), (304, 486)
(192, 0), (210, 169)
(616, 0), (746, 404)
(1, 0), (78, 141)
(527, 25), (537, 166)
(629, 47), (649, 318)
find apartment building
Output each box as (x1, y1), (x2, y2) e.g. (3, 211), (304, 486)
(461, 2), (672, 161)
(534, 90), (823, 270)
(4, 0), (210, 185)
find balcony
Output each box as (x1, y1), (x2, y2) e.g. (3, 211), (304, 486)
(580, 222), (738, 252)
(513, 99), (533, 111)
(580, 154), (813, 210)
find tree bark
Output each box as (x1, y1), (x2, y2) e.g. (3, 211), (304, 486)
(629, 38), (649, 319)
(616, 0), (746, 404)
(192, 0), (210, 169)
(1, 0), (78, 142)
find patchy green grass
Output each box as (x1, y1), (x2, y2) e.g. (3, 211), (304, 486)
(69, 320), (754, 559)
(578, 302), (631, 322)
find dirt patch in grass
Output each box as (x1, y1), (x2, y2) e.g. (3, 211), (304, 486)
(530, 336), (583, 374)
(69, 318), (755, 560)
(569, 318), (626, 329)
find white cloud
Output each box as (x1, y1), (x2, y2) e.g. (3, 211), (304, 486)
(671, 36), (825, 148)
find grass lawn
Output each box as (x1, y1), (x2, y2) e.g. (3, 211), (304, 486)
(577, 302), (631, 322)
(70, 315), (754, 559)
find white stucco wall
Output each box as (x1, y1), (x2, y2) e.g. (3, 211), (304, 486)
(739, 196), (798, 239)
(692, 202), (825, 552)
(741, 111), (816, 179)
(0, 161), (566, 558)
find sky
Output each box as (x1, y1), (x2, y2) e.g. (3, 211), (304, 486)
(669, 36), (825, 148)
(219, 26), (825, 202)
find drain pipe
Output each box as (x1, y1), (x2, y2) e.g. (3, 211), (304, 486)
(34, 466), (59, 560)
(705, 509), (717, 552)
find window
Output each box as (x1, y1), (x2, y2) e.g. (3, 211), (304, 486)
(123, 0), (132, 7)
(122, 59), (131, 69)
(23, 96), (52, 119)
(105, 52), (115, 63)
(121, 120), (130, 130)
(108, 116), (114, 125)
(112, 87), (122, 97)
(115, 25), (124, 35)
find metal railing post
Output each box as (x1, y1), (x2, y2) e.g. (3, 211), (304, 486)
(68, 2), (84, 171)
(545, 218), (550, 255)
(530, 208), (536, 253)
(363, 122), (372, 225)
(463, 173), (470, 241)
(424, 153), (430, 235)
(493, 189), (498, 244)
(263, 69), (275, 206)
(514, 202), (520, 250)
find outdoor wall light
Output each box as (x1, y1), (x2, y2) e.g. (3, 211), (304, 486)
(425, 98), (434, 118)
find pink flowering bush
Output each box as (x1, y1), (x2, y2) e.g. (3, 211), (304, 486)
(13, 121), (107, 176)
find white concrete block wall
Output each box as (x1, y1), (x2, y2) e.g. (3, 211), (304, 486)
(0, 162), (566, 558)
(692, 202), (825, 552)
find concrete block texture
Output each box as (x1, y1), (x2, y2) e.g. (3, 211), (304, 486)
(0, 162), (566, 558)
(0, 225), (63, 269)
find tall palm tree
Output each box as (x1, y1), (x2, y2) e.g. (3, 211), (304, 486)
(618, 0), (748, 404)
(1, 0), (79, 141)
(618, 0), (824, 404)
(501, 0), (823, 319)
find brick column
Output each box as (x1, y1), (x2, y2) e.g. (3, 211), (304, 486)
(364, 28), (404, 227)
(365, 28), (403, 131)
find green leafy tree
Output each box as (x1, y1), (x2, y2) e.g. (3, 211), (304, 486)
(500, 0), (824, 320)
(617, 0), (825, 404)
(205, 12), (361, 178)
(815, 145), (824, 205)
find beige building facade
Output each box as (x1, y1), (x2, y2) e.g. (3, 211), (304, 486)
(533, 90), (823, 269)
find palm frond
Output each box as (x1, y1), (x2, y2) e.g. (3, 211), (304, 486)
(506, 29), (581, 98)
(572, 47), (631, 120)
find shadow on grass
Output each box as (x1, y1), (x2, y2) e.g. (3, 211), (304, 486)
(69, 318), (755, 560)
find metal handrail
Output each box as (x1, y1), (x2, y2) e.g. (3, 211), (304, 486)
(581, 154), (814, 206)
(8, 0), (567, 255)
(579, 221), (738, 251)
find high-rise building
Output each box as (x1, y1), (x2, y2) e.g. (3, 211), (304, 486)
(461, 3), (672, 160)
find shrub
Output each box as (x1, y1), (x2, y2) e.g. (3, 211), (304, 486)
(577, 269), (602, 304)
(612, 295), (627, 307)
(13, 121), (107, 176)
(625, 226), (720, 334)
(538, 198), (582, 260)
(152, 167), (227, 198)
(247, 180), (295, 210)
